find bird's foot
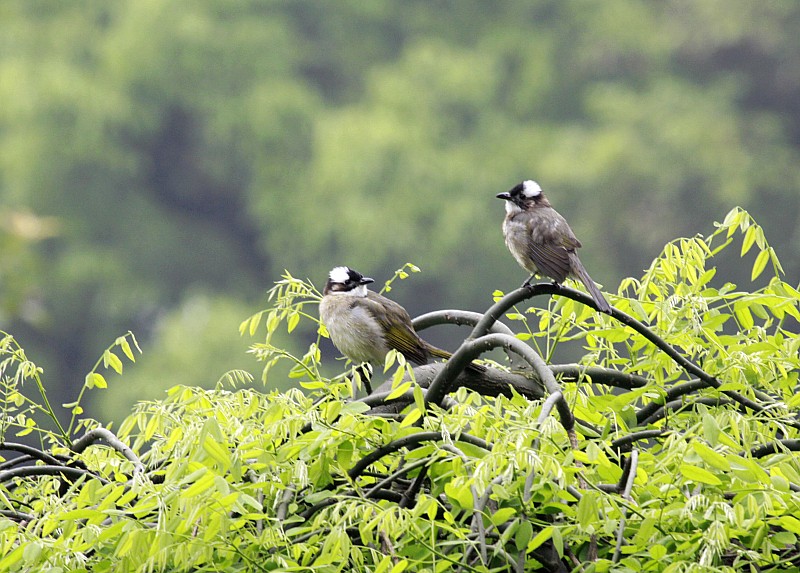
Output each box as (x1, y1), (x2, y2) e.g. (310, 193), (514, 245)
(355, 364), (373, 395)
(521, 275), (535, 289)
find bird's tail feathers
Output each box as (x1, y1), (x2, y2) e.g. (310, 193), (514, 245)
(427, 344), (486, 373)
(570, 256), (612, 314)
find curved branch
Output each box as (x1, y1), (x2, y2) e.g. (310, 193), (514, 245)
(550, 364), (648, 389)
(400, 463), (429, 509)
(536, 391), (563, 425)
(363, 457), (432, 500)
(0, 442), (62, 468)
(426, 332), (572, 432)
(748, 439), (800, 459)
(635, 379), (707, 423)
(370, 363), (544, 408)
(413, 309), (528, 370)
(0, 464), (109, 485)
(610, 430), (667, 452)
(72, 428), (144, 474)
(0, 509), (35, 522)
(472, 283), (774, 421)
(347, 431), (491, 481)
(639, 397), (733, 426)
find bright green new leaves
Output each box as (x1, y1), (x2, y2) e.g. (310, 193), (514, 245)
(2, 209), (800, 571)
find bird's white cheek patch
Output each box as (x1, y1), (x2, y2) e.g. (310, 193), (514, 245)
(504, 201), (522, 215)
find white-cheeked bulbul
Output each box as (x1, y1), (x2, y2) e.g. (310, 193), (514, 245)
(496, 180), (612, 313)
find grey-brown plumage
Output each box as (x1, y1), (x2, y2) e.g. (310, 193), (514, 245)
(496, 180), (612, 313)
(318, 266), (457, 367)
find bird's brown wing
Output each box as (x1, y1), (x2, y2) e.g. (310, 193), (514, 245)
(362, 291), (429, 365)
(525, 214), (581, 283)
(526, 240), (572, 283)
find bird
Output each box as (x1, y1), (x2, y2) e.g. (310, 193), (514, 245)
(318, 266), (482, 373)
(496, 180), (612, 313)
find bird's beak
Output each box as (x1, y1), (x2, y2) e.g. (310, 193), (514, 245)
(496, 192), (511, 200)
(360, 277), (375, 285)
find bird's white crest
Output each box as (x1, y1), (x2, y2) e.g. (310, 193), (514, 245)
(329, 266), (351, 284)
(522, 180), (542, 198)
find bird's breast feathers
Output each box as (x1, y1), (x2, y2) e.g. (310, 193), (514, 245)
(319, 295), (389, 364)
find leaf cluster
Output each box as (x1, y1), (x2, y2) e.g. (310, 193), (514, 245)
(0, 210), (799, 572)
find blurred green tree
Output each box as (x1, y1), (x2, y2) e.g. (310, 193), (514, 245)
(0, 0), (797, 421)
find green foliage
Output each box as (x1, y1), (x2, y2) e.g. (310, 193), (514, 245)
(1, 210), (799, 571)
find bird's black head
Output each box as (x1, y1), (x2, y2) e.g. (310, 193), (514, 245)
(323, 266), (375, 295)
(496, 180), (549, 210)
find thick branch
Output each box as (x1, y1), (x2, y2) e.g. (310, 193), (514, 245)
(550, 364), (648, 390)
(635, 379), (707, 424)
(0, 442), (63, 468)
(0, 464), (109, 485)
(426, 332), (572, 432)
(748, 439), (800, 458)
(370, 363), (544, 410)
(413, 309), (528, 371)
(72, 428), (144, 474)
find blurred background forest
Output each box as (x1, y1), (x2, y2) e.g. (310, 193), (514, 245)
(1, 0), (798, 425)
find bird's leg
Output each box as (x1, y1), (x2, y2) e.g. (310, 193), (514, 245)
(522, 274), (536, 288)
(355, 364), (373, 395)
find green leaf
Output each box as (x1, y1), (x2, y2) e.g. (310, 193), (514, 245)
(86, 372), (107, 389)
(491, 507), (516, 527)
(734, 303), (754, 331)
(444, 480), (474, 509)
(116, 337), (136, 362)
(701, 413), (721, 445)
(751, 248), (770, 281)
(287, 311), (301, 333)
(679, 463), (722, 486)
(526, 524), (554, 553)
(387, 380), (412, 400)
(692, 441), (730, 471)
(341, 401), (371, 415)
(325, 400), (342, 424)
(649, 544), (667, 560)
(515, 519), (534, 551)
(389, 559), (409, 573)
(181, 469), (216, 499)
(103, 350), (124, 374)
(778, 515), (800, 535)
(202, 435), (231, 468)
(576, 491), (599, 528)
(741, 225), (757, 256)
(400, 407), (422, 428)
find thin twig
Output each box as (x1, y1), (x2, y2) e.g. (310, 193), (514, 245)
(612, 449), (639, 563)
